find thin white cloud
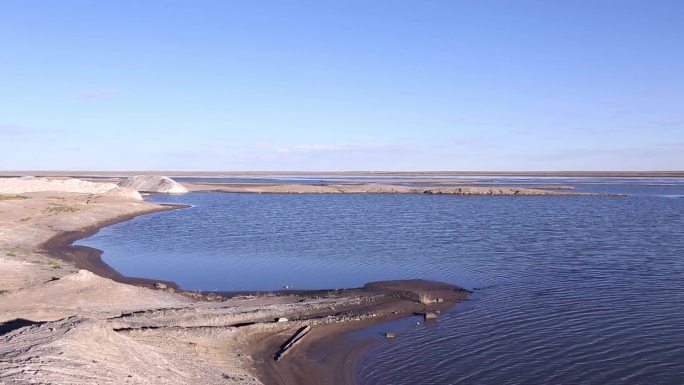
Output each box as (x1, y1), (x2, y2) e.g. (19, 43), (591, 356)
(274, 142), (400, 154)
(256, 136), (496, 157)
(525, 144), (684, 170)
(0, 124), (25, 136)
(80, 89), (118, 100)
(0, 124), (61, 140)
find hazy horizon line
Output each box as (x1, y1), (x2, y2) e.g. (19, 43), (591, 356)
(2, 170), (684, 176)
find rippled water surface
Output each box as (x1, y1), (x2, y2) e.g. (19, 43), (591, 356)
(78, 178), (684, 384)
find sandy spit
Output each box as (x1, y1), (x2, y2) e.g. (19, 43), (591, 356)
(0, 190), (468, 385)
(182, 182), (620, 196)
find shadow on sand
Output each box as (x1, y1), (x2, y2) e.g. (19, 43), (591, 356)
(0, 318), (45, 336)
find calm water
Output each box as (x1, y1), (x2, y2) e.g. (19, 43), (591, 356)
(78, 178), (684, 384)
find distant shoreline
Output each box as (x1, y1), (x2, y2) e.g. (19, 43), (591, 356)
(2, 170), (684, 178)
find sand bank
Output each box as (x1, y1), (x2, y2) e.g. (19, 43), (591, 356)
(182, 182), (618, 196)
(0, 191), (468, 385)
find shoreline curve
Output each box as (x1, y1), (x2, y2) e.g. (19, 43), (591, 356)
(38, 199), (469, 385)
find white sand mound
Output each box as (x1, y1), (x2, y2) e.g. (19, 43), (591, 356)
(0, 177), (142, 200)
(119, 175), (188, 194)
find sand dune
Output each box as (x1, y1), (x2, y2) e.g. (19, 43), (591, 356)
(0, 177), (142, 200)
(119, 175), (188, 194)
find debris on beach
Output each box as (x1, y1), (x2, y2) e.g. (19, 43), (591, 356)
(275, 325), (312, 361)
(424, 312), (438, 320)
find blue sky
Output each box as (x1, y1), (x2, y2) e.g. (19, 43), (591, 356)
(1, 0), (682, 171)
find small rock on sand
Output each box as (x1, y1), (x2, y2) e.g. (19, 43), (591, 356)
(424, 312), (438, 320)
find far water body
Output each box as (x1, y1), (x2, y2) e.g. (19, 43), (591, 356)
(77, 178), (684, 384)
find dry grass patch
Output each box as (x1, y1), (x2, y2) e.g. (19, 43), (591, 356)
(46, 258), (62, 269)
(46, 203), (79, 214)
(4, 245), (24, 254)
(0, 195), (29, 201)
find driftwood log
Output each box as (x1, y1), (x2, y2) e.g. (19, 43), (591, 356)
(274, 325), (311, 361)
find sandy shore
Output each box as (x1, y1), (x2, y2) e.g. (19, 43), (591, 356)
(0, 192), (468, 385)
(0, 172), (633, 196)
(40, 205), (186, 291)
(181, 182), (616, 196)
